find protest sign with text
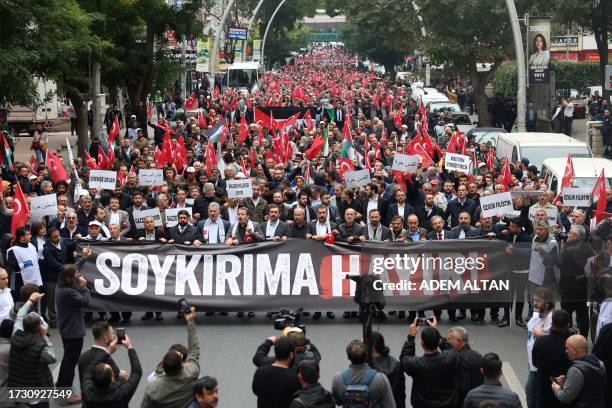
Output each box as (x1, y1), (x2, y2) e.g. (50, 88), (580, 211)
(133, 208), (163, 229)
(137, 169), (165, 186)
(344, 169), (371, 189)
(226, 179), (253, 199)
(445, 153), (471, 174)
(89, 170), (117, 191)
(392, 154), (419, 173)
(479, 192), (514, 218)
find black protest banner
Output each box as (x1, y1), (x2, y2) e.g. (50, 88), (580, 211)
(80, 239), (512, 311)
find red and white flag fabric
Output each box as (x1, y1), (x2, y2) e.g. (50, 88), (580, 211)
(553, 153), (575, 204)
(303, 110), (314, 132)
(10, 183), (29, 237)
(108, 114), (120, 145)
(184, 92), (198, 111)
(46, 150), (68, 182)
(29, 155), (39, 175)
(592, 169), (609, 228)
(85, 152), (100, 170)
(337, 157), (355, 180)
(499, 156), (512, 190)
(97, 146), (109, 170)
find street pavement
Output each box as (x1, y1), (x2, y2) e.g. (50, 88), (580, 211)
(46, 313), (530, 407)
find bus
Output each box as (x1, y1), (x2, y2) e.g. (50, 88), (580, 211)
(227, 61), (260, 94)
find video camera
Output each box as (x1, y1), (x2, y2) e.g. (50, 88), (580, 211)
(273, 308), (306, 334)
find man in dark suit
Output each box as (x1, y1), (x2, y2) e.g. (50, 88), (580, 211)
(365, 209), (392, 242)
(444, 185), (476, 228)
(361, 183), (389, 225)
(127, 190), (149, 238)
(386, 189), (415, 227)
(225, 207), (265, 245)
(406, 214), (428, 242)
(427, 215), (451, 240)
(260, 204), (289, 241)
(335, 102), (346, 131)
(308, 207), (337, 241)
(194, 202), (231, 245)
(133, 216), (167, 243)
(167, 210), (200, 245)
(77, 321), (121, 388)
(60, 211), (87, 240)
(417, 194), (445, 231)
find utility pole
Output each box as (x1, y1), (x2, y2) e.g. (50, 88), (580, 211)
(92, 60), (103, 141)
(504, 0), (526, 132)
(181, 36), (187, 102)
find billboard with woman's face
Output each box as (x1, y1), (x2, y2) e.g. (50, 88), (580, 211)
(528, 17), (551, 85)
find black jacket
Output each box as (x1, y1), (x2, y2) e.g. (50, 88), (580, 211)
(532, 329), (571, 408)
(289, 383), (334, 408)
(400, 336), (458, 408)
(42, 239), (76, 283)
(454, 345), (483, 405)
(167, 224), (200, 245)
(416, 205), (445, 231)
(463, 378), (521, 408)
(385, 202), (416, 227)
(372, 354), (406, 408)
(557, 241), (591, 302)
(55, 284), (90, 339)
(78, 347), (121, 389)
(8, 331), (53, 387)
(82, 348), (142, 408)
(593, 322), (612, 408)
(253, 338), (321, 368)
(444, 198), (476, 228)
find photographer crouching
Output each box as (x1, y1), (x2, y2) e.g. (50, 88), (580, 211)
(253, 309), (321, 368)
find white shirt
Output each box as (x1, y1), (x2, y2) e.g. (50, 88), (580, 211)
(315, 222), (328, 236)
(458, 229), (466, 239)
(266, 220), (278, 239)
(0, 288), (14, 322)
(367, 197), (378, 220)
(564, 102), (574, 118)
(228, 207), (238, 225)
(207, 223), (220, 244)
(397, 203), (405, 219)
(109, 211), (120, 227)
(527, 311), (552, 371)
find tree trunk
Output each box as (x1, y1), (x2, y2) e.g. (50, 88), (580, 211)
(469, 65), (491, 127)
(593, 11), (609, 99)
(68, 93), (89, 156)
(131, 23), (156, 110)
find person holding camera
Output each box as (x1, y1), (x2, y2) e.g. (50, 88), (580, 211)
(81, 331), (142, 408)
(141, 306), (200, 408)
(78, 320), (122, 388)
(399, 316), (459, 408)
(8, 292), (56, 391)
(253, 327), (321, 368)
(252, 336), (301, 408)
(55, 247), (92, 405)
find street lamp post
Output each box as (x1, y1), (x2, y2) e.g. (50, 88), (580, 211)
(260, 0), (288, 68)
(210, 0), (237, 92)
(505, 0), (526, 132)
(242, 0), (266, 60)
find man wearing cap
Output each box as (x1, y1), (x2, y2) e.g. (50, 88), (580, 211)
(8, 292), (56, 389)
(83, 221), (108, 241)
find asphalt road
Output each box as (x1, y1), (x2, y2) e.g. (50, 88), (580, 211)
(46, 312), (529, 407)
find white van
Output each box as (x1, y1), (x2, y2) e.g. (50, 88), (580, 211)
(227, 61), (260, 94)
(495, 132), (592, 170)
(541, 157), (612, 195)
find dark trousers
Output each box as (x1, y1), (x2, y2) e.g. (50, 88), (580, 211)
(526, 121), (537, 132)
(561, 301), (589, 338)
(110, 312), (132, 321)
(563, 116), (573, 136)
(70, 118), (77, 135)
(503, 272), (528, 319)
(56, 337), (84, 388)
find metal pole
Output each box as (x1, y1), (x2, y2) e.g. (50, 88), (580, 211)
(243, 0), (266, 60)
(92, 61), (103, 139)
(505, 0), (526, 132)
(181, 36), (187, 102)
(210, 0), (237, 92)
(261, 0), (288, 68)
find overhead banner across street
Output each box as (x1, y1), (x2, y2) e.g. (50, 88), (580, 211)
(80, 240), (512, 311)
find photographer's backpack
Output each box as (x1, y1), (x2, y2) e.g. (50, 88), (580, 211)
(342, 368), (377, 408)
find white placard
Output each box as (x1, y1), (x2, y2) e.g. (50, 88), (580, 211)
(344, 169), (371, 189)
(89, 170), (117, 191)
(165, 207), (194, 227)
(133, 208), (162, 229)
(226, 179), (253, 199)
(528, 206), (559, 224)
(511, 191), (544, 199)
(479, 192), (514, 218)
(503, 210), (522, 219)
(30, 193), (57, 220)
(137, 169), (164, 186)
(562, 187), (591, 207)
(185, 198), (195, 206)
(392, 153), (419, 173)
(445, 153), (471, 174)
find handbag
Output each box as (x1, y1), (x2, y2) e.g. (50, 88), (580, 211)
(31, 141), (40, 150)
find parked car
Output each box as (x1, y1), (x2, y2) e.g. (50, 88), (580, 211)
(427, 101), (461, 113)
(541, 157), (612, 195)
(496, 132), (592, 170)
(449, 112), (476, 134)
(467, 127), (507, 147)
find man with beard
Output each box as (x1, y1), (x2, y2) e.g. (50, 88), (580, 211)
(386, 189), (415, 227)
(243, 183), (267, 223)
(225, 207), (264, 245)
(366, 209), (391, 243)
(288, 207), (310, 239)
(416, 193), (444, 231)
(389, 216), (409, 242)
(289, 192), (316, 224)
(308, 207), (337, 241)
(261, 204), (289, 241)
(167, 210), (200, 245)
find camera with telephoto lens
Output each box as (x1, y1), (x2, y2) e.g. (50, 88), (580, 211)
(273, 308), (306, 334)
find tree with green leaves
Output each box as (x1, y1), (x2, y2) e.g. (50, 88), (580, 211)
(338, 0), (418, 79)
(554, 0), (610, 98)
(413, 0), (516, 126)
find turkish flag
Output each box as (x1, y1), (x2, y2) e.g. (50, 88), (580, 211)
(592, 169), (608, 226)
(304, 110), (314, 132)
(85, 152), (100, 170)
(337, 157), (355, 180)
(203, 142), (217, 176)
(305, 135), (325, 161)
(394, 108), (403, 130)
(197, 110), (207, 128)
(184, 92), (198, 111)
(237, 115), (249, 144)
(10, 183), (30, 237)
(499, 156), (512, 189)
(29, 155), (39, 175)
(108, 114), (120, 145)
(106, 145), (116, 169)
(97, 146), (109, 170)
(46, 150), (68, 182)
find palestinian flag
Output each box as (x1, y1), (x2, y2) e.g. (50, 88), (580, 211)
(340, 121), (355, 160)
(325, 108), (336, 123)
(322, 126), (330, 156)
(0, 132), (13, 171)
(208, 120), (225, 144)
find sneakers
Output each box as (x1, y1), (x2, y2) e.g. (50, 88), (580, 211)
(312, 312), (322, 320)
(155, 313), (163, 321)
(326, 311), (335, 319)
(515, 317), (526, 328)
(141, 312), (154, 321)
(498, 318), (509, 328)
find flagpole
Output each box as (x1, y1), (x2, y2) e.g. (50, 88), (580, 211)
(210, 0), (237, 92)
